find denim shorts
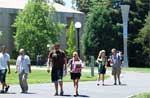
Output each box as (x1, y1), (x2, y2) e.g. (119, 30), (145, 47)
(0, 69), (7, 83)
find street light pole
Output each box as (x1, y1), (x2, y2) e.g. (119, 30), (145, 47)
(121, 4), (130, 67)
(77, 28), (80, 57)
(75, 22), (82, 57)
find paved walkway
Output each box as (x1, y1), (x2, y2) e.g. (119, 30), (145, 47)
(0, 70), (150, 98)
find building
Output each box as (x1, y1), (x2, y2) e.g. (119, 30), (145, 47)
(0, 0), (85, 57)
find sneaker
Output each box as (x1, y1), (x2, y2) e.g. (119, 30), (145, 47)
(74, 92), (79, 97)
(54, 92), (58, 96)
(21, 91), (24, 93)
(21, 90), (28, 94)
(60, 91), (64, 96)
(74, 94), (77, 97)
(113, 83), (117, 85)
(5, 85), (10, 93)
(21, 91), (28, 94)
(119, 82), (121, 85)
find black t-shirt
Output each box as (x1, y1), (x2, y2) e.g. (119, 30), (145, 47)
(49, 50), (66, 68)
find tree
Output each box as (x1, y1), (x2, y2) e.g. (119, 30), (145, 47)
(126, 0), (149, 67)
(135, 14), (150, 67)
(13, 0), (61, 60)
(75, 0), (93, 14)
(82, 1), (122, 57)
(82, 0), (150, 67)
(53, 0), (65, 5)
(66, 21), (76, 58)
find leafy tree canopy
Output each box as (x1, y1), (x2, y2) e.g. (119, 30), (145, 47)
(13, 0), (61, 60)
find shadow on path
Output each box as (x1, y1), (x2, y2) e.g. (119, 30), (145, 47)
(103, 84), (114, 86)
(119, 84), (127, 86)
(61, 94), (72, 97)
(102, 83), (127, 86)
(21, 92), (37, 94)
(61, 94), (90, 97)
(77, 95), (90, 97)
(0, 92), (16, 94)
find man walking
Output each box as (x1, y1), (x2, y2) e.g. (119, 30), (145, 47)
(109, 48), (122, 85)
(47, 43), (67, 96)
(0, 46), (10, 93)
(16, 48), (31, 93)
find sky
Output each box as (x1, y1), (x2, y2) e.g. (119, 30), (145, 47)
(64, 0), (72, 8)
(49, 0), (73, 8)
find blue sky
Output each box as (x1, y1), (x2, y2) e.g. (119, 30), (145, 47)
(64, 0), (72, 8)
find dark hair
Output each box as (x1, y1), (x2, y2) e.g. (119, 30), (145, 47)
(54, 43), (60, 48)
(1, 45), (7, 49)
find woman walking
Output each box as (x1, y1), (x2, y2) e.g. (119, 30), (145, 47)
(68, 52), (83, 97)
(96, 50), (107, 86)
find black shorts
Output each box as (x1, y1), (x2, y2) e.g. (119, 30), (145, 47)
(70, 73), (81, 80)
(51, 67), (63, 83)
(98, 66), (106, 74)
(0, 69), (7, 83)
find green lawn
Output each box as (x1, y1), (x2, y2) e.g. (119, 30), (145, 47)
(130, 92), (150, 98)
(122, 67), (150, 73)
(86, 67), (150, 73)
(6, 69), (109, 84)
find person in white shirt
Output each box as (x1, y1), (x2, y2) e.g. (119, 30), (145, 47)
(16, 49), (31, 93)
(109, 48), (122, 85)
(0, 46), (10, 93)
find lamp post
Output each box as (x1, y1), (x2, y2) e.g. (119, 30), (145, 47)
(121, 4), (130, 67)
(75, 22), (82, 57)
(47, 44), (50, 50)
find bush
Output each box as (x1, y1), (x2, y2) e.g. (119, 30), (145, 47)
(10, 59), (16, 65)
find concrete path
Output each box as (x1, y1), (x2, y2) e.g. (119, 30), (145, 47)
(0, 71), (150, 98)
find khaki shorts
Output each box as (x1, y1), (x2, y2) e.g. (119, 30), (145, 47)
(112, 67), (121, 75)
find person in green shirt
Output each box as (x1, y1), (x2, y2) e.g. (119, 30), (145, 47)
(96, 50), (107, 86)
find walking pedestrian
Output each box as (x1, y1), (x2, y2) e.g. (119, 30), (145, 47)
(96, 50), (107, 86)
(68, 52), (83, 97)
(109, 48), (122, 85)
(47, 43), (67, 96)
(16, 48), (31, 93)
(0, 45), (10, 93)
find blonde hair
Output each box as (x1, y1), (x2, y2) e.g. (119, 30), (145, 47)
(111, 48), (117, 53)
(19, 48), (24, 53)
(73, 52), (80, 60)
(73, 51), (78, 56)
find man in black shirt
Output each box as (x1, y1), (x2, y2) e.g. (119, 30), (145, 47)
(47, 43), (67, 96)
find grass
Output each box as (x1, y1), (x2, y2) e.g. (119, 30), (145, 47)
(122, 67), (150, 73)
(6, 69), (109, 84)
(130, 92), (150, 98)
(85, 67), (150, 73)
